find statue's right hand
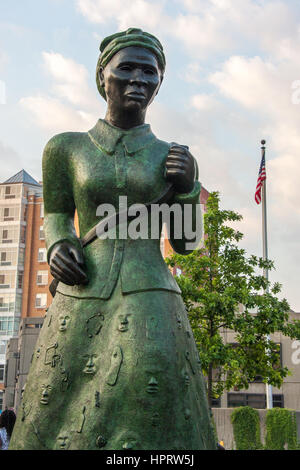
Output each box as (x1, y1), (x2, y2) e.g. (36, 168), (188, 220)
(49, 241), (88, 286)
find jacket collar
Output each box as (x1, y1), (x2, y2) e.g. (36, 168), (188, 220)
(88, 118), (156, 155)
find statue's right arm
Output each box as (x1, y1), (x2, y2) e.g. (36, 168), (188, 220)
(42, 134), (88, 286)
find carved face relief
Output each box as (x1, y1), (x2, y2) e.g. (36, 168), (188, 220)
(56, 435), (70, 450)
(118, 314), (131, 332)
(147, 376), (159, 394)
(83, 354), (97, 375)
(59, 315), (70, 332)
(40, 384), (52, 405)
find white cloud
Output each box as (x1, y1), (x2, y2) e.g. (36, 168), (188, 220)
(191, 93), (219, 111)
(19, 94), (98, 133)
(42, 51), (98, 109)
(76, 0), (164, 30)
(19, 51), (101, 133)
(0, 140), (23, 181)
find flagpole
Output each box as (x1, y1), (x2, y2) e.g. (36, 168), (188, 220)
(261, 139), (273, 409)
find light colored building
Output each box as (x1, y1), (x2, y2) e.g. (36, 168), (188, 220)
(213, 311), (300, 411)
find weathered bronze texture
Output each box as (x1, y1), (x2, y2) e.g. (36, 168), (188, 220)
(9, 28), (216, 450)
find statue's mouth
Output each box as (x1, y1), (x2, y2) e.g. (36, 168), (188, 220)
(83, 366), (96, 375)
(125, 92), (146, 100)
(119, 325), (128, 331)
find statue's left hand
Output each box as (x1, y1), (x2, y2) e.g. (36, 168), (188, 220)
(165, 144), (196, 194)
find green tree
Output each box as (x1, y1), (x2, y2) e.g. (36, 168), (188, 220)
(166, 192), (300, 406)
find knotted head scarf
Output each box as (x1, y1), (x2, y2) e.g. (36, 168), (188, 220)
(96, 28), (166, 100)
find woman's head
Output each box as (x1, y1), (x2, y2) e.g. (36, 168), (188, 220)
(0, 409), (16, 437)
(96, 28), (165, 115)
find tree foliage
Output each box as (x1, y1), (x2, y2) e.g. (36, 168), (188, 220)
(166, 192), (300, 405)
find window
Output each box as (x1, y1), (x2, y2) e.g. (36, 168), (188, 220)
(35, 293), (47, 308)
(0, 340), (7, 355)
(0, 247), (19, 267)
(39, 225), (45, 240)
(273, 394), (284, 408)
(0, 294), (15, 313)
(0, 226), (20, 244)
(0, 206), (20, 222)
(227, 393), (266, 409)
(38, 248), (47, 262)
(40, 203), (44, 219)
(17, 274), (23, 289)
(0, 271), (16, 289)
(0, 364), (4, 382)
(211, 397), (221, 408)
(0, 317), (14, 335)
(0, 186), (21, 200)
(37, 270), (48, 285)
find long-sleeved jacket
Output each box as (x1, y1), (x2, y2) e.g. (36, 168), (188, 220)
(43, 119), (201, 299)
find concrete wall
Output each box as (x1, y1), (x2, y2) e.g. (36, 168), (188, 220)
(3, 317), (44, 412)
(14, 317), (43, 410)
(3, 337), (18, 410)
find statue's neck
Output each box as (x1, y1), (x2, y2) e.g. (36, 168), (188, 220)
(104, 103), (146, 130)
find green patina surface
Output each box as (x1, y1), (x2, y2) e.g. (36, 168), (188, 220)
(9, 119), (216, 450)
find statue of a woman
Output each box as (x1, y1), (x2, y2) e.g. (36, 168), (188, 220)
(10, 28), (216, 450)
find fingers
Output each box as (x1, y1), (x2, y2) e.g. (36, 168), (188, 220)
(50, 264), (77, 286)
(69, 245), (85, 267)
(55, 251), (88, 284)
(49, 243), (88, 286)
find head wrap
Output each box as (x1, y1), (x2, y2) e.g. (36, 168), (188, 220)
(96, 27), (166, 100)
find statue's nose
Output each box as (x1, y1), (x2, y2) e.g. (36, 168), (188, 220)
(129, 69), (147, 85)
(87, 356), (94, 366)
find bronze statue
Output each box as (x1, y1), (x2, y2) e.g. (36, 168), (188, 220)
(10, 28), (216, 450)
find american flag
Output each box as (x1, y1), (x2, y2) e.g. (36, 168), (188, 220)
(255, 151), (266, 204)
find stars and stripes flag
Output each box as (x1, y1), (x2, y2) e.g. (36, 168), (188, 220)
(255, 151), (266, 204)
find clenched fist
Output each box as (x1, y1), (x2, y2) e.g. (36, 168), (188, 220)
(165, 143), (196, 194)
(49, 241), (88, 286)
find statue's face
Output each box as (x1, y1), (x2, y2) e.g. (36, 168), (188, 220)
(100, 46), (162, 113)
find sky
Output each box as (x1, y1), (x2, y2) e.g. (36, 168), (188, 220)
(0, 0), (300, 310)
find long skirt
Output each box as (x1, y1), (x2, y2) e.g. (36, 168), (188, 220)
(9, 278), (216, 450)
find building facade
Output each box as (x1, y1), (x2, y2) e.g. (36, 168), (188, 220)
(0, 170), (52, 411)
(213, 312), (300, 411)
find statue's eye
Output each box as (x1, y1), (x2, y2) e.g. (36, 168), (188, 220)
(119, 65), (132, 71)
(144, 69), (155, 75)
